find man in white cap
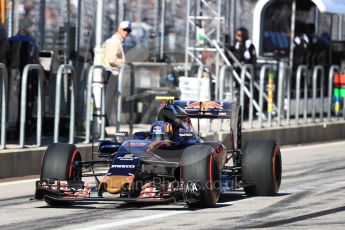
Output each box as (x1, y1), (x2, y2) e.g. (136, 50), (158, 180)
(101, 21), (132, 127)
(102, 20), (132, 73)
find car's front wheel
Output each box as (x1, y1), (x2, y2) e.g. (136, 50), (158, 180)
(181, 144), (221, 208)
(39, 143), (82, 206)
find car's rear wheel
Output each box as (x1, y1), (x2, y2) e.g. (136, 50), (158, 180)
(241, 140), (282, 196)
(181, 144), (221, 208)
(40, 143), (82, 206)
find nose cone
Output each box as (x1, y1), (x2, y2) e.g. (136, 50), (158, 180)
(101, 175), (133, 194)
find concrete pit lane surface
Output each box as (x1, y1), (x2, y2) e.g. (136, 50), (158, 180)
(1, 141), (345, 229)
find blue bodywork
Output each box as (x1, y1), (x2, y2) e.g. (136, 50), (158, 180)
(107, 140), (152, 176)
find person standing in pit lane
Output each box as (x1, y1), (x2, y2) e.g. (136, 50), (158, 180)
(102, 20), (132, 75)
(230, 27), (257, 66)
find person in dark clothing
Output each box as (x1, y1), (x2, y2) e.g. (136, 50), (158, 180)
(304, 23), (319, 68)
(231, 27), (257, 65)
(229, 28), (257, 120)
(293, 22), (308, 69)
(315, 32), (330, 67)
(8, 28), (40, 65)
(7, 28), (41, 137)
(294, 23), (318, 69)
(0, 25), (8, 65)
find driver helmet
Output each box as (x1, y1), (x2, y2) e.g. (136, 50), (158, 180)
(178, 116), (192, 132)
(150, 121), (173, 141)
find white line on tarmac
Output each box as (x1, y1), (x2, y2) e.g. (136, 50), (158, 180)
(78, 196), (263, 230)
(78, 211), (191, 230)
(0, 178), (38, 186)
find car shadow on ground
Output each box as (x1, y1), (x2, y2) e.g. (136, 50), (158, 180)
(36, 201), (113, 210)
(218, 192), (247, 203)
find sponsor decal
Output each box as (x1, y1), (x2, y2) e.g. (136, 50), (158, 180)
(128, 142), (147, 147)
(186, 101), (223, 111)
(118, 153), (138, 161)
(111, 165), (136, 169)
(115, 132), (129, 137)
(186, 101), (201, 109)
(185, 181), (200, 193)
(152, 125), (162, 134)
(179, 132), (194, 137)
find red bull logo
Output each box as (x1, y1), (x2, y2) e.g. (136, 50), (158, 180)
(186, 101), (223, 111)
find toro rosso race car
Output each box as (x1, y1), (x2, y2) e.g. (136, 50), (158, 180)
(35, 97), (282, 208)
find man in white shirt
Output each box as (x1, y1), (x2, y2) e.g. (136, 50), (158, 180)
(103, 21), (132, 126)
(102, 21), (132, 74)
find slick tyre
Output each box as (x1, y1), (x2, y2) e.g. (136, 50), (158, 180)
(181, 144), (221, 208)
(241, 140), (282, 196)
(40, 143), (82, 206)
(41, 143), (82, 181)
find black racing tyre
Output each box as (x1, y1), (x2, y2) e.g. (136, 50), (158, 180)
(241, 140), (282, 196)
(181, 144), (221, 208)
(40, 143), (82, 206)
(41, 143), (82, 181)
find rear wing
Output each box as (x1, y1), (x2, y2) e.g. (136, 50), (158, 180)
(155, 97), (241, 149)
(173, 100), (233, 119)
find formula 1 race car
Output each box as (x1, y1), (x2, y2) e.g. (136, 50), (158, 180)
(35, 97), (282, 208)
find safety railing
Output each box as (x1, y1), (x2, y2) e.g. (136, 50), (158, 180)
(212, 40), (261, 112)
(196, 64), (214, 133)
(218, 65), (233, 131)
(115, 64), (133, 132)
(259, 64), (274, 128)
(277, 63), (291, 126)
(218, 63), (340, 128)
(19, 64), (44, 148)
(295, 65), (309, 125)
(112, 62), (167, 135)
(54, 64), (76, 144)
(240, 64), (254, 128)
(328, 65), (340, 121)
(85, 65), (107, 143)
(312, 65), (325, 123)
(2, 61), (345, 150)
(219, 65), (234, 101)
(0, 64), (8, 149)
(196, 64), (212, 100)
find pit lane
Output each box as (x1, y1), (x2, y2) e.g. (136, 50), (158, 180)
(1, 140), (345, 229)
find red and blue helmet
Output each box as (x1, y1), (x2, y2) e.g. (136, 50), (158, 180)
(150, 121), (173, 141)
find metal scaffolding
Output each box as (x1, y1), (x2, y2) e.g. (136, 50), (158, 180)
(184, 0), (224, 80)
